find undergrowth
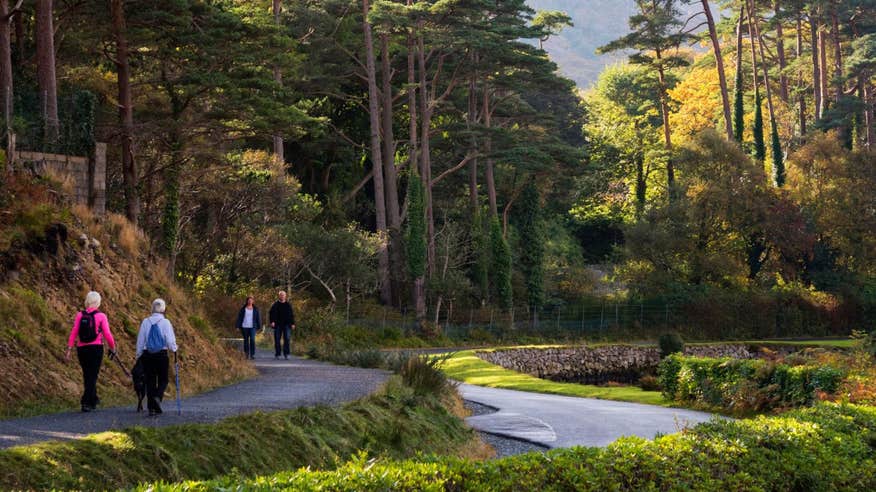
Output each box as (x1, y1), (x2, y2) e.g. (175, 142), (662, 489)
(140, 402), (876, 491)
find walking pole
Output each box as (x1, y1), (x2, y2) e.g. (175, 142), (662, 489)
(108, 351), (131, 378)
(174, 353), (181, 416)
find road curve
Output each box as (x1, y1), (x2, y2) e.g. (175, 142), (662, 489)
(0, 350), (389, 449)
(459, 383), (722, 448)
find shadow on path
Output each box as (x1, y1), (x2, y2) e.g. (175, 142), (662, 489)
(0, 350), (389, 449)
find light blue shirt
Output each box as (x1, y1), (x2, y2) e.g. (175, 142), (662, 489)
(136, 313), (178, 358)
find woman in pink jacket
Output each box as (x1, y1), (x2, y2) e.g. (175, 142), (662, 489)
(65, 291), (117, 412)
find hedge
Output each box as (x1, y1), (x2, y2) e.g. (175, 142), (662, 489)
(659, 354), (845, 412)
(140, 403), (876, 491)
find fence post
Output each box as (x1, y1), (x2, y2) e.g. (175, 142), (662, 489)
(555, 307), (560, 330)
(600, 303), (605, 330)
(581, 305), (585, 331)
(382, 307), (386, 330)
(489, 309), (493, 330)
(615, 303), (619, 326)
(468, 308), (473, 328)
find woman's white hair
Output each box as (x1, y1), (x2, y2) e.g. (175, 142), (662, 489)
(152, 298), (167, 314)
(84, 291), (102, 309)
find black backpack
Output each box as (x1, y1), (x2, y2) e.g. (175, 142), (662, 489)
(78, 310), (101, 343)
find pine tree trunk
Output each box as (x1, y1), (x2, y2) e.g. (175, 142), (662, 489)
(35, 0), (58, 143)
(406, 14), (417, 190)
(865, 80), (875, 150)
(110, 0), (139, 225)
(272, 0), (284, 162)
(810, 12), (822, 121)
(416, 28), (436, 274)
(796, 15), (807, 134)
(362, 0), (392, 305)
(483, 80), (498, 216)
(733, 8), (745, 142)
(774, 1), (789, 102)
(381, 34), (400, 233)
(818, 27), (828, 116)
(0, 0), (13, 136)
(12, 7), (21, 62)
(830, 9), (843, 105)
(654, 54), (674, 191)
(468, 54), (479, 214)
(701, 0), (732, 140)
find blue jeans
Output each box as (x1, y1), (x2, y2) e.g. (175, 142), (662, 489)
(240, 327), (256, 358)
(274, 325), (291, 357)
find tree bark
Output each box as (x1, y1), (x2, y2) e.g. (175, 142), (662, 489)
(809, 12), (822, 121)
(381, 34), (400, 232)
(830, 8), (843, 105)
(701, 0), (733, 140)
(362, 0), (392, 304)
(0, 0), (12, 135)
(110, 0), (139, 225)
(417, 27), (436, 273)
(468, 54), (479, 214)
(864, 81), (874, 150)
(654, 51), (674, 191)
(749, 0), (777, 128)
(635, 152), (645, 218)
(774, 1), (789, 102)
(818, 26), (828, 116)
(796, 15), (806, 134)
(272, 0), (284, 162)
(483, 78), (498, 216)
(35, 0), (58, 143)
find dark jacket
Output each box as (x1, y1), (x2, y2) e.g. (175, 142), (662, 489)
(269, 300), (295, 327)
(235, 306), (262, 330)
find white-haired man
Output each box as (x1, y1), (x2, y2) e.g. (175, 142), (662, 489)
(136, 298), (178, 416)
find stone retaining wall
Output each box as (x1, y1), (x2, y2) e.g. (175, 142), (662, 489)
(14, 143), (106, 214)
(477, 344), (753, 385)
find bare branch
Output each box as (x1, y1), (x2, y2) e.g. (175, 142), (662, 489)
(342, 170), (374, 204)
(431, 153), (478, 186)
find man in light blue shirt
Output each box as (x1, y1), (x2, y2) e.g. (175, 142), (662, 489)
(136, 298), (178, 416)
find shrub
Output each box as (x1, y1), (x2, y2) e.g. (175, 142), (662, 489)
(638, 375), (661, 391)
(401, 355), (454, 396)
(658, 332), (684, 358)
(659, 355), (846, 413)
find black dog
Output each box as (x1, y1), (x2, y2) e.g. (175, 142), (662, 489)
(131, 357), (146, 412)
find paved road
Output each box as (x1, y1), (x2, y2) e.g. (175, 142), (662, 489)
(0, 350), (389, 449)
(459, 384), (721, 448)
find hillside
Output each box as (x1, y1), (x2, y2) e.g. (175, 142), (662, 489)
(0, 171), (256, 417)
(529, 0), (703, 87)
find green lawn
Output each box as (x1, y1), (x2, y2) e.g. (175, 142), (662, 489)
(440, 349), (668, 406)
(743, 339), (854, 348)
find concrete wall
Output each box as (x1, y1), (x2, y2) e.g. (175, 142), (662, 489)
(14, 144), (106, 214)
(477, 344), (754, 385)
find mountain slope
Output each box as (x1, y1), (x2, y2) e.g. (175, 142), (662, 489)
(0, 172), (255, 417)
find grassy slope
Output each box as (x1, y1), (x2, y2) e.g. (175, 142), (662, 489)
(142, 402), (876, 491)
(0, 177), (255, 417)
(440, 349), (667, 406)
(0, 378), (486, 490)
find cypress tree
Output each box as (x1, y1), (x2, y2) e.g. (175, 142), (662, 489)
(733, 67), (744, 142)
(490, 216), (512, 310)
(404, 169), (427, 320)
(771, 122), (784, 187)
(471, 210), (490, 304)
(517, 181), (544, 325)
(753, 89), (765, 162)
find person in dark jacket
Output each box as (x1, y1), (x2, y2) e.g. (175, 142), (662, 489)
(235, 296), (261, 359)
(268, 290), (295, 360)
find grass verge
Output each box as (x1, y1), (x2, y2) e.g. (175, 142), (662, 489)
(440, 349), (667, 406)
(0, 377), (486, 490)
(140, 402), (876, 491)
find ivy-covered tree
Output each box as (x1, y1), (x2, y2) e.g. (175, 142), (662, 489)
(405, 169), (427, 321)
(490, 216), (512, 311)
(517, 180), (544, 325)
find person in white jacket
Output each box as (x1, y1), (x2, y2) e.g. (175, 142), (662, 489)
(136, 298), (178, 416)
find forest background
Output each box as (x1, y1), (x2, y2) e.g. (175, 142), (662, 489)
(2, 0), (874, 343)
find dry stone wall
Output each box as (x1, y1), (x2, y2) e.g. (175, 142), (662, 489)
(477, 344), (753, 384)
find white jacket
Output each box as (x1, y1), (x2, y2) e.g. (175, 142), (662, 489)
(136, 313), (178, 358)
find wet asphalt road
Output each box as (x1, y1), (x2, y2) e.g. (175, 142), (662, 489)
(0, 350), (389, 449)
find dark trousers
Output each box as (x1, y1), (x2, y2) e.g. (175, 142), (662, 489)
(274, 325), (291, 357)
(142, 350), (169, 413)
(77, 345), (103, 408)
(240, 327), (256, 358)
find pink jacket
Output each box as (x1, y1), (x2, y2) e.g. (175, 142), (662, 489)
(67, 308), (116, 350)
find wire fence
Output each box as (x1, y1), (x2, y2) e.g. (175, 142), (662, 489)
(344, 298), (855, 341)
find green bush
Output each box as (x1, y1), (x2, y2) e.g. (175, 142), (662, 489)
(659, 355), (846, 413)
(401, 355), (454, 396)
(140, 403), (876, 491)
(658, 332), (684, 358)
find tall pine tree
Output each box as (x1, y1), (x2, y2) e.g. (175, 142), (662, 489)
(517, 181), (544, 326)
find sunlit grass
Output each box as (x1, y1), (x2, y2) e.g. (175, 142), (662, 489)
(440, 349), (667, 406)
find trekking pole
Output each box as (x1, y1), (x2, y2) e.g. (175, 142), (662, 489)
(174, 354), (181, 416)
(108, 351), (131, 378)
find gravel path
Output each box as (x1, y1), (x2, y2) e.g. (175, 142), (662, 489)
(0, 349), (389, 449)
